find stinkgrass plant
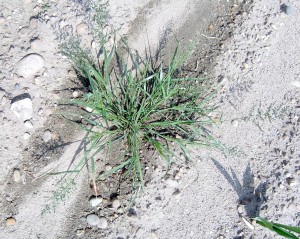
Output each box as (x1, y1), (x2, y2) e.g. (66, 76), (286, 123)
(254, 217), (300, 239)
(60, 38), (219, 194)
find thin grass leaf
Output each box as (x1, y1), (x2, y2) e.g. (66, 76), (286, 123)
(255, 217), (300, 239)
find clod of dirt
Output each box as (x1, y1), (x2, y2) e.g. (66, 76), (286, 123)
(10, 94), (32, 120)
(15, 53), (45, 78)
(6, 217), (16, 226)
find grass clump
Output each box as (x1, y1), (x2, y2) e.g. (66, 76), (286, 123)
(62, 39), (219, 193)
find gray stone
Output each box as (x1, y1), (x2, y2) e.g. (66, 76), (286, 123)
(15, 54), (45, 78)
(11, 94), (33, 120)
(86, 214), (100, 226)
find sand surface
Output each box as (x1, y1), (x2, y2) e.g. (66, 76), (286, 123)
(0, 0), (299, 238)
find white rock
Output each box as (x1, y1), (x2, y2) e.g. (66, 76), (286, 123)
(86, 214), (100, 226)
(13, 169), (21, 182)
(89, 197), (103, 207)
(97, 217), (108, 229)
(112, 199), (121, 209)
(11, 95), (32, 120)
(15, 54), (45, 78)
(43, 130), (52, 142)
(24, 120), (33, 128)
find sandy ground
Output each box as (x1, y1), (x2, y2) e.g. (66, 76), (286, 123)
(0, 0), (299, 238)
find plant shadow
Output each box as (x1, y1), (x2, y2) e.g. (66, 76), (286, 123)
(211, 158), (266, 218)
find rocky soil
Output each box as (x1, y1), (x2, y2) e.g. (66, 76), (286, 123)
(0, 0), (299, 239)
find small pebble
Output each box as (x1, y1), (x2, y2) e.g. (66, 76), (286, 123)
(29, 17), (38, 28)
(43, 130), (52, 142)
(15, 54), (45, 78)
(38, 108), (44, 115)
(231, 119), (239, 127)
(105, 164), (112, 171)
(172, 190), (181, 199)
(0, 16), (5, 24)
(14, 83), (20, 91)
(150, 232), (159, 239)
(11, 95), (33, 120)
(30, 39), (43, 51)
(89, 197), (103, 207)
(85, 107), (93, 113)
(6, 217), (16, 226)
(23, 132), (30, 140)
(285, 5), (293, 15)
(291, 81), (300, 88)
(76, 229), (85, 236)
(13, 169), (21, 182)
(24, 120), (33, 128)
(287, 178), (297, 187)
(112, 199), (121, 209)
(76, 23), (87, 35)
(86, 214), (100, 226)
(72, 91), (80, 98)
(97, 217), (108, 229)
